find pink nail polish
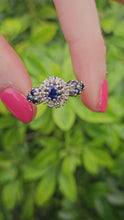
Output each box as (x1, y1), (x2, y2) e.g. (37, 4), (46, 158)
(0, 88), (33, 123)
(99, 78), (108, 113)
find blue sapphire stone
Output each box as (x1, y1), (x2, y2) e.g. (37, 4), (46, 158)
(72, 81), (78, 87)
(30, 88), (36, 96)
(48, 86), (59, 100)
(27, 94), (32, 102)
(79, 82), (85, 90)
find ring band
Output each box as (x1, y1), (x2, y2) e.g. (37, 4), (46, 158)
(26, 76), (85, 108)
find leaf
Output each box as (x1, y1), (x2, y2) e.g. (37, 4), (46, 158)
(23, 54), (46, 80)
(59, 171), (77, 202)
(101, 18), (114, 33)
(105, 128), (120, 153)
(62, 155), (80, 174)
(29, 109), (51, 130)
(0, 100), (9, 114)
(0, 0), (8, 12)
(93, 149), (113, 168)
(2, 125), (26, 147)
(53, 101), (75, 131)
(83, 148), (99, 174)
(39, 6), (57, 19)
(106, 191), (124, 205)
(69, 128), (84, 148)
(107, 97), (124, 119)
(114, 21), (124, 38)
(35, 172), (56, 205)
(32, 144), (59, 168)
(107, 61), (124, 93)
(0, 116), (15, 130)
(30, 23), (58, 45)
(62, 57), (75, 81)
(94, 198), (116, 220)
(114, 124), (124, 140)
(71, 97), (116, 123)
(0, 152), (12, 168)
(35, 104), (47, 119)
(23, 166), (47, 181)
(0, 18), (22, 40)
(2, 181), (22, 210)
(51, 62), (62, 78)
(0, 167), (17, 183)
(22, 193), (34, 219)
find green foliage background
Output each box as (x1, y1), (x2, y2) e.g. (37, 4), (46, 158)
(0, 0), (124, 219)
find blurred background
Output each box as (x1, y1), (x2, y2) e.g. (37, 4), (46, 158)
(0, 0), (124, 219)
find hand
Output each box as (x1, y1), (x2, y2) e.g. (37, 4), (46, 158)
(0, 0), (123, 123)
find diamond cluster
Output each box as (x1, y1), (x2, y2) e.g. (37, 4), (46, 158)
(27, 76), (85, 108)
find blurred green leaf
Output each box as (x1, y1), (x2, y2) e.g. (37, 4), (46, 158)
(23, 166), (47, 181)
(30, 23), (58, 45)
(107, 62), (124, 93)
(23, 54), (46, 81)
(83, 148), (99, 174)
(51, 62), (62, 78)
(35, 104), (47, 119)
(0, 167), (17, 183)
(114, 21), (124, 38)
(53, 102), (75, 131)
(0, 152), (12, 168)
(101, 18), (114, 33)
(62, 57), (75, 81)
(93, 148), (113, 168)
(2, 125), (26, 147)
(29, 109), (53, 131)
(0, 0), (8, 11)
(39, 6), (57, 19)
(105, 127), (120, 153)
(114, 124), (124, 140)
(0, 116), (15, 129)
(32, 143), (59, 168)
(21, 193), (34, 219)
(59, 171), (77, 202)
(71, 97), (116, 123)
(0, 18), (21, 40)
(0, 100), (9, 115)
(62, 155), (81, 174)
(2, 181), (23, 210)
(95, 198), (116, 220)
(35, 172), (56, 205)
(106, 191), (124, 205)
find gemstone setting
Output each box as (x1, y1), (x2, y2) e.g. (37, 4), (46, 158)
(26, 76), (85, 108)
(48, 86), (60, 100)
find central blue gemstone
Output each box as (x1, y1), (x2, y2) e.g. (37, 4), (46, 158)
(48, 86), (59, 100)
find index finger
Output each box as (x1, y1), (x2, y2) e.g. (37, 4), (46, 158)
(53, 0), (107, 112)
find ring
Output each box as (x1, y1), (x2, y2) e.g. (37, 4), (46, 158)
(26, 76), (85, 108)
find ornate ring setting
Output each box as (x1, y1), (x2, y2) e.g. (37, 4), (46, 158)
(26, 76), (85, 108)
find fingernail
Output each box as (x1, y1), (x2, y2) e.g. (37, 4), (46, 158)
(99, 78), (108, 113)
(0, 88), (33, 123)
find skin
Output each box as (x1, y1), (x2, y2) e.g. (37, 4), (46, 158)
(0, 0), (123, 121)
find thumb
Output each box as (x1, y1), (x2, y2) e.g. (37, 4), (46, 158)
(0, 35), (37, 123)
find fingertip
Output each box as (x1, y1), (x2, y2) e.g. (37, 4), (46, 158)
(80, 78), (108, 113)
(0, 87), (37, 123)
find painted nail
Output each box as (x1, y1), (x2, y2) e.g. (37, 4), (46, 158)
(0, 88), (33, 123)
(99, 78), (108, 113)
